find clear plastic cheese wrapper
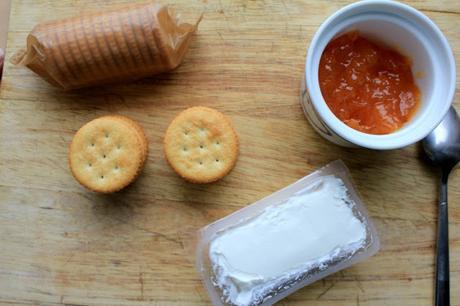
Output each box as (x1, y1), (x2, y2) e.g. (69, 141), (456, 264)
(195, 160), (380, 306)
(11, 2), (201, 90)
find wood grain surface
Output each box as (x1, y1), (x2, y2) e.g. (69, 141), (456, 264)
(1, 0), (459, 305)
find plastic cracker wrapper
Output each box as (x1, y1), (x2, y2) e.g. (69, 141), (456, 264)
(11, 2), (201, 90)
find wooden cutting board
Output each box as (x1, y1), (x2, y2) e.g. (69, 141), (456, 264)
(1, 0), (459, 305)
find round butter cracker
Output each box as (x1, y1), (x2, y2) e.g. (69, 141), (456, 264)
(69, 115), (148, 193)
(164, 106), (239, 183)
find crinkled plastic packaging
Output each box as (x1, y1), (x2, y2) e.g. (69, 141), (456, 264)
(195, 160), (380, 306)
(11, 2), (200, 90)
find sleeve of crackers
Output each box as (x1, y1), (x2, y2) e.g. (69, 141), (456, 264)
(11, 2), (201, 90)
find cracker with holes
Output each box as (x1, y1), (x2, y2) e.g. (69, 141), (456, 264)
(164, 106), (239, 183)
(69, 115), (148, 193)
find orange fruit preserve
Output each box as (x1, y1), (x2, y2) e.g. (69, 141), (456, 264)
(318, 32), (420, 135)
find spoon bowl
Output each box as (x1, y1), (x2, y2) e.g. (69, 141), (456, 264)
(423, 107), (460, 169)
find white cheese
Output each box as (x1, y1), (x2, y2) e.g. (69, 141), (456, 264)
(209, 175), (367, 306)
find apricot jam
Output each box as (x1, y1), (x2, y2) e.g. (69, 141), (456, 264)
(319, 32), (420, 135)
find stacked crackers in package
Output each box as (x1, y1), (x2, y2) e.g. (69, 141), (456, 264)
(11, 2), (201, 90)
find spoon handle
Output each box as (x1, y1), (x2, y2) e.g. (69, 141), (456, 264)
(435, 171), (450, 306)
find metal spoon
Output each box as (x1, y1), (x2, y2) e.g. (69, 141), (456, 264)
(422, 107), (460, 306)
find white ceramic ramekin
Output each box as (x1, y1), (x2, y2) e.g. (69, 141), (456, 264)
(300, 0), (456, 149)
